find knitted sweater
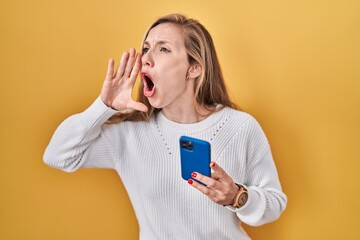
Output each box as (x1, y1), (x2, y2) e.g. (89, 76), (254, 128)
(43, 97), (287, 240)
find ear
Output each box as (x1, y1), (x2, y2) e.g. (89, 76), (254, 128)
(187, 64), (202, 79)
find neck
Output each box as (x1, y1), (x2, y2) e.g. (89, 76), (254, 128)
(162, 103), (214, 124)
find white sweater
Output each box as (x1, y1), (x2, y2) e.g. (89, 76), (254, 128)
(44, 97), (287, 240)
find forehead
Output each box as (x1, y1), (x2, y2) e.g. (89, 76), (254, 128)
(144, 23), (184, 46)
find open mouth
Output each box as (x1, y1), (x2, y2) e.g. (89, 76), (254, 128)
(141, 73), (156, 97)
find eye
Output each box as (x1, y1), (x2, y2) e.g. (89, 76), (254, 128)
(142, 47), (149, 54)
(160, 47), (170, 53)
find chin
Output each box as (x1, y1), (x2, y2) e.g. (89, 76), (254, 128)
(147, 98), (163, 109)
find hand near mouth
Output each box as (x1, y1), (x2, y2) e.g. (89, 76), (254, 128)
(101, 48), (148, 113)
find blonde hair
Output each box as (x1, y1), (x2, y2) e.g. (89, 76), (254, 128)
(108, 13), (236, 123)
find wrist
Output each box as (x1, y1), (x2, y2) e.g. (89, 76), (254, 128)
(100, 96), (114, 109)
(232, 183), (248, 208)
(230, 183), (240, 205)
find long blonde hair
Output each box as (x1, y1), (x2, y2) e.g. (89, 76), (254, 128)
(108, 13), (236, 123)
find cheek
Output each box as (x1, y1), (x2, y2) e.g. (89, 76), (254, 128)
(158, 76), (182, 94)
(154, 54), (189, 90)
(161, 69), (186, 91)
(162, 59), (188, 79)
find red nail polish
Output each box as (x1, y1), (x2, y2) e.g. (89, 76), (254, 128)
(191, 172), (197, 178)
(211, 162), (216, 167)
(188, 179), (193, 185)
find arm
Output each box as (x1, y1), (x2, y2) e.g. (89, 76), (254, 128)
(43, 97), (119, 172)
(189, 117), (287, 226)
(234, 117), (287, 226)
(44, 48), (147, 172)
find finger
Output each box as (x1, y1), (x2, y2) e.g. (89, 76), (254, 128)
(129, 53), (142, 83)
(127, 100), (148, 113)
(188, 179), (215, 197)
(191, 172), (221, 189)
(211, 171), (221, 180)
(123, 48), (136, 77)
(105, 58), (115, 79)
(115, 51), (129, 78)
(210, 162), (231, 183)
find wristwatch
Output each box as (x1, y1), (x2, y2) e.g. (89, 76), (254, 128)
(232, 184), (248, 208)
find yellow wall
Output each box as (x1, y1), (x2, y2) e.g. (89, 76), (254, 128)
(1, 0), (359, 239)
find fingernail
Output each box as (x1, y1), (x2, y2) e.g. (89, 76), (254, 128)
(188, 179), (193, 185)
(191, 172), (197, 178)
(210, 162), (216, 168)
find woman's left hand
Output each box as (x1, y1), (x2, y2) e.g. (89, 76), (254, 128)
(188, 162), (239, 206)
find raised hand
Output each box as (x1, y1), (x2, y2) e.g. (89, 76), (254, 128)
(188, 162), (240, 206)
(101, 48), (148, 113)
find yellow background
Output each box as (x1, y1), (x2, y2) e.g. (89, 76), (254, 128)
(1, 0), (359, 239)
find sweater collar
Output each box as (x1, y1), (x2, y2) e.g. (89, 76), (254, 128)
(154, 106), (229, 134)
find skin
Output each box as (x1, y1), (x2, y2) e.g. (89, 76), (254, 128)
(100, 23), (239, 206)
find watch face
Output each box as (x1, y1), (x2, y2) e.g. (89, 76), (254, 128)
(239, 192), (248, 206)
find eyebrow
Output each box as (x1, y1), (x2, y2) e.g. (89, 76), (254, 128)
(143, 40), (172, 46)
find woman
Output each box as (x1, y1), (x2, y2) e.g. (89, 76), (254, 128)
(44, 14), (287, 240)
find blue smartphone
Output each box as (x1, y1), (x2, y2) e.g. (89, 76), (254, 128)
(179, 136), (211, 182)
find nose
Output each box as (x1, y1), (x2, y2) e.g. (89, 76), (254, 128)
(141, 51), (154, 68)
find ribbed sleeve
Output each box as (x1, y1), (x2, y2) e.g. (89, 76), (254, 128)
(43, 96), (118, 172)
(236, 118), (287, 226)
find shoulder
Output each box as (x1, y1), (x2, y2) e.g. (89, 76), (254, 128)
(223, 107), (259, 129)
(221, 107), (268, 140)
